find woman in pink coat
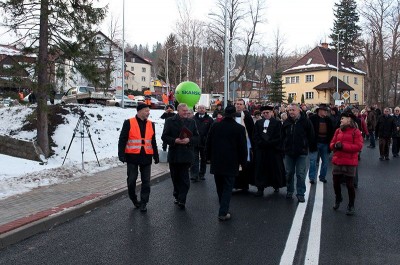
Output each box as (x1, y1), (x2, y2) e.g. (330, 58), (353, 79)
(330, 111), (363, 215)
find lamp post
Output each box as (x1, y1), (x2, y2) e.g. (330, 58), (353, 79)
(223, 0), (229, 107)
(336, 30), (345, 95)
(121, 0), (125, 108)
(166, 45), (177, 95)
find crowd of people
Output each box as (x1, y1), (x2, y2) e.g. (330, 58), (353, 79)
(118, 99), (400, 220)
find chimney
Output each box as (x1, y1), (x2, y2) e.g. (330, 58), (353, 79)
(320, 43), (329, 49)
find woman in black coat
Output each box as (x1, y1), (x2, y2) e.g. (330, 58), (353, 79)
(253, 106), (286, 196)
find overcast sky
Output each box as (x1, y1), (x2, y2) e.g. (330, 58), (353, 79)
(100, 0), (340, 53)
(0, 0), (341, 53)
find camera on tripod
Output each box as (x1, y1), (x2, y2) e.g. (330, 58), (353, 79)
(62, 108), (100, 169)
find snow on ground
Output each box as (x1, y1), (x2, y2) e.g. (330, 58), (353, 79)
(0, 104), (167, 199)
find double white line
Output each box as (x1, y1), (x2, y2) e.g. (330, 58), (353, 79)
(279, 163), (324, 265)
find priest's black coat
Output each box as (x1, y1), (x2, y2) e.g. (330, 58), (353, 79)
(253, 117), (286, 189)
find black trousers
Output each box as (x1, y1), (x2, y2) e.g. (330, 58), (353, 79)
(127, 163), (151, 203)
(169, 162), (191, 203)
(392, 137), (400, 156)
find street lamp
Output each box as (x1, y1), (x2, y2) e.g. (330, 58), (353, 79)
(166, 45), (178, 95)
(121, 0), (125, 108)
(336, 30), (345, 95)
(223, 0), (229, 107)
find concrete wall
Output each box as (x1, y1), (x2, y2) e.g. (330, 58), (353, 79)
(0, 135), (45, 162)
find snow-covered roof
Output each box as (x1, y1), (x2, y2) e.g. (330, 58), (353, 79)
(0, 45), (36, 57)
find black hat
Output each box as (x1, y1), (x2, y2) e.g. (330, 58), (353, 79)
(316, 103), (329, 111)
(165, 104), (175, 110)
(137, 103), (150, 112)
(224, 105), (236, 116)
(340, 110), (357, 121)
(260, 105), (273, 112)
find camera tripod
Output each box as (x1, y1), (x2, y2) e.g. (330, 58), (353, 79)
(62, 111), (100, 170)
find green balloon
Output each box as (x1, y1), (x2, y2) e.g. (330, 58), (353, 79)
(175, 81), (201, 108)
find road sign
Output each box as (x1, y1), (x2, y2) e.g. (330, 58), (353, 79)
(342, 91), (350, 100)
(333, 92), (340, 100)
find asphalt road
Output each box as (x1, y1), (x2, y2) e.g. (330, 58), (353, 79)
(0, 143), (399, 265)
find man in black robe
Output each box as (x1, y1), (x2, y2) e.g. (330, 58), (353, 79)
(253, 105), (286, 196)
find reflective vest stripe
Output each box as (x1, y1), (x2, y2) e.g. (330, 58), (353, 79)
(125, 118), (154, 154)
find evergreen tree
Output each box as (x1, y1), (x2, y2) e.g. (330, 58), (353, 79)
(0, 0), (107, 157)
(329, 0), (361, 64)
(268, 71), (285, 103)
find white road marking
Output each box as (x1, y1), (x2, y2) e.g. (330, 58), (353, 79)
(279, 160), (322, 265)
(304, 167), (324, 265)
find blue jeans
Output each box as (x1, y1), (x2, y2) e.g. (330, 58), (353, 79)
(285, 155), (307, 196)
(214, 174), (235, 216)
(309, 143), (329, 181)
(369, 130), (375, 147)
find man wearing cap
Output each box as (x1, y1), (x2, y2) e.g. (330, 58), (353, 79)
(206, 105), (247, 221)
(118, 103), (160, 212)
(253, 105), (286, 196)
(161, 103), (199, 209)
(282, 103), (315, 202)
(308, 104), (334, 184)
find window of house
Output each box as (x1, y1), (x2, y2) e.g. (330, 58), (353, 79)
(141, 76), (146, 82)
(142, 67), (146, 73)
(285, 76), (299, 84)
(354, 93), (358, 101)
(305, 75), (314, 82)
(354, 77), (358, 85)
(288, 93), (297, 101)
(305, 92), (314, 99)
(306, 58), (312, 65)
(346, 76), (349, 83)
(131, 58), (135, 63)
(96, 36), (101, 40)
(131, 66), (134, 71)
(285, 77), (290, 84)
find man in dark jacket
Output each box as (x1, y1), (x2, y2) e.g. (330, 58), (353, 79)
(206, 105), (247, 221)
(392, 106), (400, 158)
(253, 105), (286, 196)
(161, 103), (199, 209)
(308, 104), (334, 184)
(376, 107), (396, 160)
(366, 105), (377, 148)
(190, 105), (213, 182)
(160, 104), (176, 151)
(233, 98), (255, 190)
(282, 103), (315, 202)
(118, 104), (160, 212)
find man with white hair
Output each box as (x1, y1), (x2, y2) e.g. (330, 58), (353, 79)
(190, 104), (213, 182)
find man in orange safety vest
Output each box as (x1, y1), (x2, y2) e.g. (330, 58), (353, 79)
(118, 103), (159, 212)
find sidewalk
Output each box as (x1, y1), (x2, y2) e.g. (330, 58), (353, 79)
(0, 162), (170, 249)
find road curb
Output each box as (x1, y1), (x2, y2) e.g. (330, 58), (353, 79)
(0, 171), (170, 249)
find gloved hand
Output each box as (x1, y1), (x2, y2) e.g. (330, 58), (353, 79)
(154, 156), (160, 164)
(118, 155), (126, 163)
(334, 142), (343, 150)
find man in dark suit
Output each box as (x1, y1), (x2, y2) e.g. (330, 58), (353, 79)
(161, 103), (199, 209)
(233, 98), (255, 190)
(206, 105), (247, 221)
